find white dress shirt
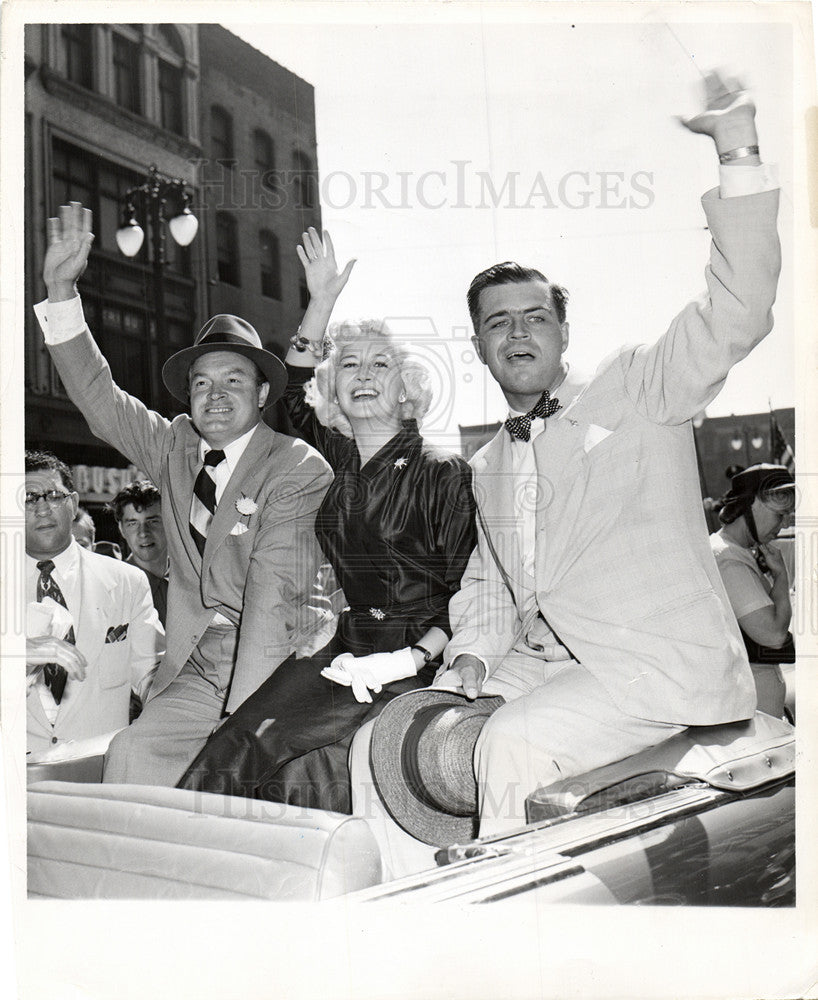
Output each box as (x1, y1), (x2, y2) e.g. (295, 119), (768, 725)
(26, 541), (81, 724)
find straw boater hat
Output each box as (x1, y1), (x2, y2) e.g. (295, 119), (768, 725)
(162, 314), (287, 408)
(370, 688), (505, 847)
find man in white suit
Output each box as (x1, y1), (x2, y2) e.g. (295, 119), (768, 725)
(435, 73), (783, 834)
(25, 450), (164, 755)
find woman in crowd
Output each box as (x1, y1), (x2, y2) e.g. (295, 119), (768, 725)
(710, 464), (795, 719)
(178, 230), (476, 810)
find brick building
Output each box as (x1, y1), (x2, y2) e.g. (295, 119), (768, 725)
(24, 23), (320, 536)
(198, 24), (320, 342)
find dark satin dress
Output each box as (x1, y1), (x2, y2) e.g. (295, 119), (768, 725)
(177, 365), (477, 811)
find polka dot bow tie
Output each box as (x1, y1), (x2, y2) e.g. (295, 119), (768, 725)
(504, 390), (562, 442)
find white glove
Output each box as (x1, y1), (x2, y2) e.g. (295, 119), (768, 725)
(320, 647), (418, 704)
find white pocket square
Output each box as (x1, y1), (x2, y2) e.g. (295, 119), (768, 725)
(229, 522), (249, 536)
(584, 424), (613, 453)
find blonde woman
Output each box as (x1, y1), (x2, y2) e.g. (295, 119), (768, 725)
(179, 231), (476, 810)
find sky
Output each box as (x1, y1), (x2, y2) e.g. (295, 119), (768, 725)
(226, 10), (798, 450)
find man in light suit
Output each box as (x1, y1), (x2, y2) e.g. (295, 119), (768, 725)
(35, 204), (333, 785)
(435, 73), (783, 834)
(25, 451), (163, 755)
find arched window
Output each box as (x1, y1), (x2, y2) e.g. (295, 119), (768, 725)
(216, 212), (240, 287)
(292, 150), (317, 209)
(211, 105), (234, 164)
(155, 25), (185, 135)
(259, 229), (281, 300)
(253, 129), (276, 191)
(111, 25), (142, 114)
(61, 24), (94, 89)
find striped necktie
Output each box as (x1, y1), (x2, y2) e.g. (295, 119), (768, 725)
(190, 449), (226, 555)
(36, 559), (74, 704)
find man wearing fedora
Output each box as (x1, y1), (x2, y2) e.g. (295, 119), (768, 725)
(349, 72), (786, 854)
(34, 202), (333, 785)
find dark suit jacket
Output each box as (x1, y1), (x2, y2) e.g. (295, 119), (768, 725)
(125, 554), (168, 628)
(49, 327), (333, 712)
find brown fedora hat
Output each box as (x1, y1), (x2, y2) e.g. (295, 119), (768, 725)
(370, 687), (505, 847)
(162, 314), (287, 407)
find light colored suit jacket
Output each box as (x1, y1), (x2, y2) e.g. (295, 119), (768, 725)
(445, 187), (781, 726)
(48, 330), (333, 712)
(27, 545), (164, 752)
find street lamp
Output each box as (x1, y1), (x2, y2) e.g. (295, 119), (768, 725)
(115, 164), (198, 403)
(115, 164), (198, 258)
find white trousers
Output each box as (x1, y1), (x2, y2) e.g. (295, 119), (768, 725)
(476, 654), (684, 836)
(349, 649), (685, 874)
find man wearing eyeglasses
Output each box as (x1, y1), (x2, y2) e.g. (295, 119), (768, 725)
(25, 450), (165, 755)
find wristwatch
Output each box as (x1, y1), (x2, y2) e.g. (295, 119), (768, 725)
(410, 643), (433, 665)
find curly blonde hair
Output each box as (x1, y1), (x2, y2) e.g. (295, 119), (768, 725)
(303, 320), (432, 438)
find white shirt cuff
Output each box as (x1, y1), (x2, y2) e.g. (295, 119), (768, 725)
(718, 163), (778, 199)
(33, 295), (87, 344)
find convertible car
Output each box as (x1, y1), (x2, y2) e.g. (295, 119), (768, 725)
(26, 711), (794, 905)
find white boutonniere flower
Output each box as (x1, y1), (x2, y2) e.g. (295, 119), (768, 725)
(393, 456), (408, 470)
(236, 495), (258, 517)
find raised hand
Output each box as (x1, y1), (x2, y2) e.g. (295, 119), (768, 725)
(681, 70), (758, 156)
(44, 202), (95, 301)
(296, 227), (355, 304)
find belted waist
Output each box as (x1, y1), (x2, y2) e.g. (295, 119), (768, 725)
(346, 593), (449, 623)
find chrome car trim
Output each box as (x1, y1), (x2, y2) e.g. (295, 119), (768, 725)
(347, 780), (790, 902)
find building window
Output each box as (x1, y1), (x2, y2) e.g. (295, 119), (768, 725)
(52, 138), (149, 259)
(156, 25), (185, 135)
(61, 24), (94, 90)
(99, 305), (150, 402)
(51, 139), (95, 213)
(253, 128), (276, 190)
(158, 61), (183, 134)
(48, 137), (194, 407)
(259, 229), (280, 300)
(112, 32), (141, 114)
(97, 162), (143, 258)
(292, 150), (317, 210)
(216, 212), (240, 286)
(210, 105), (234, 165)
(293, 150), (318, 208)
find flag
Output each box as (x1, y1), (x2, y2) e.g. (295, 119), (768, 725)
(769, 410), (795, 474)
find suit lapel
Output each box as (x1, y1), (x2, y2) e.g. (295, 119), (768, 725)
(473, 429), (525, 607)
(203, 423), (273, 567)
(168, 430), (203, 567)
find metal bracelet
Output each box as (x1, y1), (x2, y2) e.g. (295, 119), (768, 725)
(718, 145), (760, 164)
(289, 333), (312, 353)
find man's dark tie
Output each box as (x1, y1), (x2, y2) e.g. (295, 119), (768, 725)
(190, 449), (226, 555)
(36, 559), (74, 704)
(504, 389), (562, 442)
